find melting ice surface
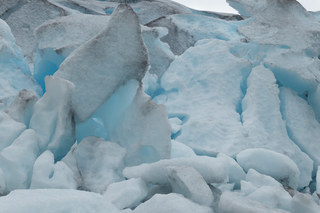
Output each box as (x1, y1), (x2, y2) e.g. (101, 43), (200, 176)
(0, 0), (320, 212)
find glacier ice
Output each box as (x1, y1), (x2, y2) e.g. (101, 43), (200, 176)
(54, 4), (148, 122)
(0, 0), (320, 212)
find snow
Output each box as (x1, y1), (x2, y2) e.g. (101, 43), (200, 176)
(167, 166), (214, 206)
(0, 189), (120, 213)
(54, 4), (148, 122)
(103, 178), (148, 209)
(133, 193), (213, 213)
(236, 148), (300, 189)
(123, 156), (228, 185)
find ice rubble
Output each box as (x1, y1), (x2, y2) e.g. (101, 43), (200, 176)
(0, 0), (320, 212)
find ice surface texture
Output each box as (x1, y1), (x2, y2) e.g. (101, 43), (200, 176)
(0, 0), (320, 212)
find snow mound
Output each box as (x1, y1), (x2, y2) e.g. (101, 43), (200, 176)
(236, 148), (300, 189)
(123, 156), (228, 185)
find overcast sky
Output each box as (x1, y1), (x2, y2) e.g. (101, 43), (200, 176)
(173, 0), (320, 13)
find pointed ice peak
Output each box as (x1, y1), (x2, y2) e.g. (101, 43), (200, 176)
(54, 3), (148, 122)
(227, 0), (320, 51)
(227, 0), (309, 17)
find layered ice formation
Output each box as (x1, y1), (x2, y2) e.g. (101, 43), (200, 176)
(0, 0), (320, 212)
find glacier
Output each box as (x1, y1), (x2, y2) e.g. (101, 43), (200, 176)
(0, 0), (320, 212)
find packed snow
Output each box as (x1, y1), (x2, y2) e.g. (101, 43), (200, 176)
(0, 0), (320, 212)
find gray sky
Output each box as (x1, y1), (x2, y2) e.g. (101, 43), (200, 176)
(173, 0), (320, 13)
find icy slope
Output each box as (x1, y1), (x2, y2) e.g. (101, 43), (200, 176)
(0, 0), (320, 212)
